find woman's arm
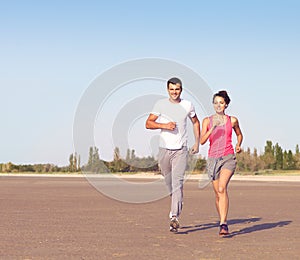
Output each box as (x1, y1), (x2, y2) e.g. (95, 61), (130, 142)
(231, 116), (243, 153)
(200, 117), (215, 145)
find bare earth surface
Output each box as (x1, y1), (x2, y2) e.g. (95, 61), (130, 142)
(0, 175), (299, 260)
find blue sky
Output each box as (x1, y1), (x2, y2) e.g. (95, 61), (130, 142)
(1, 0), (299, 166)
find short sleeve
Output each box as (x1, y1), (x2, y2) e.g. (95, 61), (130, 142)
(150, 100), (162, 116)
(189, 102), (196, 118)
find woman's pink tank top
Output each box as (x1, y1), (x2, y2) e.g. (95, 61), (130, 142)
(208, 115), (234, 158)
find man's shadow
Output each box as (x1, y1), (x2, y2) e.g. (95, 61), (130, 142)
(176, 217), (291, 236)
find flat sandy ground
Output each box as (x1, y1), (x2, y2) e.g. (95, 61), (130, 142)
(0, 175), (299, 260)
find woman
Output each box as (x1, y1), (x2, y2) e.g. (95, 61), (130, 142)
(200, 90), (243, 235)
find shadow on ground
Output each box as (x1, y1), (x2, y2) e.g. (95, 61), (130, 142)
(177, 217), (291, 237)
(224, 220), (292, 238)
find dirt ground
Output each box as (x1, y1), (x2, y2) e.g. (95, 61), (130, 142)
(0, 175), (299, 260)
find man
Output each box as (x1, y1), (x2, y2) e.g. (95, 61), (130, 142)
(145, 77), (200, 232)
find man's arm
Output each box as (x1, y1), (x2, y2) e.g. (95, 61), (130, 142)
(145, 113), (176, 131)
(190, 115), (200, 154)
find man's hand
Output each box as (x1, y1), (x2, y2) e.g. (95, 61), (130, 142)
(165, 122), (176, 131)
(190, 144), (199, 154)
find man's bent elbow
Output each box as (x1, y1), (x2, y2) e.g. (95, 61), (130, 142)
(145, 121), (152, 129)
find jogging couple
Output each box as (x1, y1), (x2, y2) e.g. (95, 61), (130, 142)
(145, 77), (243, 235)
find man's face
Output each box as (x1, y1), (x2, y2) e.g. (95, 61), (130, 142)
(167, 83), (182, 102)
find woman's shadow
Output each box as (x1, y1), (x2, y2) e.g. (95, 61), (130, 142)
(224, 219), (292, 238)
(177, 217), (291, 237)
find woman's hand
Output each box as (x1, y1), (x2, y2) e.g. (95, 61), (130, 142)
(235, 144), (242, 153)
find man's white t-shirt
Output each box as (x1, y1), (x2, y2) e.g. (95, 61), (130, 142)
(151, 98), (196, 149)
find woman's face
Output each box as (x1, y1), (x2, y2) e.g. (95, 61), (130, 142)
(213, 96), (227, 113)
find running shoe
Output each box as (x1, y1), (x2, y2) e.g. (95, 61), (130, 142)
(219, 224), (229, 235)
(170, 217), (180, 232)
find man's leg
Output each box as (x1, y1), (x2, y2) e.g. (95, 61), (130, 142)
(170, 147), (188, 218)
(158, 148), (178, 231)
(158, 148), (172, 193)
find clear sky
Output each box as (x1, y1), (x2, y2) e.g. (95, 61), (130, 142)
(1, 0), (299, 166)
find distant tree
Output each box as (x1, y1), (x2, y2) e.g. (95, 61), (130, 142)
(235, 147), (264, 172)
(85, 146), (108, 173)
(52, 165), (61, 172)
(296, 144), (299, 154)
(253, 148), (258, 157)
(113, 147), (120, 170)
(130, 156), (158, 172)
(22, 164), (35, 172)
(131, 149), (136, 160)
(294, 145), (300, 169)
(126, 149), (130, 161)
(252, 148), (264, 171)
(194, 156), (206, 172)
(274, 143), (283, 170)
(93, 147), (101, 164)
(87, 147), (93, 166)
(6, 163), (19, 173)
(262, 140), (275, 169)
(236, 148), (251, 171)
(69, 154), (74, 172)
(107, 148), (159, 172)
(74, 152), (78, 172)
(77, 154), (81, 171)
(34, 164), (44, 173)
(68, 153), (80, 172)
(245, 147), (252, 171)
(284, 150), (296, 170)
(43, 164), (53, 172)
(114, 147), (120, 161)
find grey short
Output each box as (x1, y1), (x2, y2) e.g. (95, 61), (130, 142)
(206, 154), (237, 181)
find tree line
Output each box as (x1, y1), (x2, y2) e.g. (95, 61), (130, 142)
(82, 146), (159, 173)
(236, 141), (300, 172)
(1, 141), (299, 174)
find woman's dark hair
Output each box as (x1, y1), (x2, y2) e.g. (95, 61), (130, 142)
(213, 90), (231, 105)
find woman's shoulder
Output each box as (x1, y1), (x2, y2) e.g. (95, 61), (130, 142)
(202, 116), (211, 122)
(228, 115), (239, 126)
(202, 116), (213, 126)
(229, 115), (238, 121)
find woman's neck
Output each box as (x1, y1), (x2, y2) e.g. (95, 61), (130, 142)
(215, 112), (225, 116)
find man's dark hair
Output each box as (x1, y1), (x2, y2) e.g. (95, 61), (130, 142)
(167, 77), (182, 89)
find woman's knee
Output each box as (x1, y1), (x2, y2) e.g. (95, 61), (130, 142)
(218, 186), (226, 195)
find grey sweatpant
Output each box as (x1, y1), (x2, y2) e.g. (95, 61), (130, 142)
(158, 146), (188, 218)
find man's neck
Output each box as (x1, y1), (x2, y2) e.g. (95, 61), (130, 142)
(169, 98), (181, 104)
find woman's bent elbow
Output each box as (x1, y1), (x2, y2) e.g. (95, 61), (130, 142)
(200, 139), (206, 145)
